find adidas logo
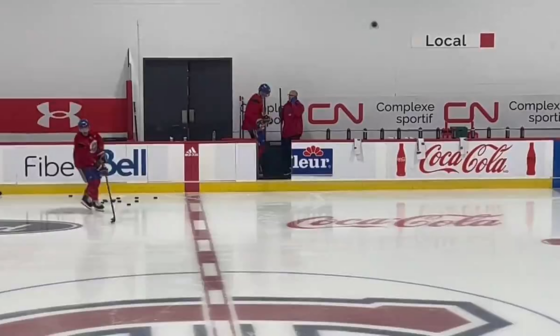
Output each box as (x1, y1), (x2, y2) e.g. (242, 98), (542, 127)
(185, 147), (198, 157)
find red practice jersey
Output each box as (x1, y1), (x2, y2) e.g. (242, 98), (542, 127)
(242, 93), (264, 131)
(73, 132), (105, 169)
(281, 100), (305, 138)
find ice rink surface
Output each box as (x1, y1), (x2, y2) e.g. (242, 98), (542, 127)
(1, 189), (560, 336)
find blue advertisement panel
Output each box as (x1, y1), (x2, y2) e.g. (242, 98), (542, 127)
(292, 146), (333, 176)
(553, 141), (560, 188)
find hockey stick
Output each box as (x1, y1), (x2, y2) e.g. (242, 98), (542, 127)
(279, 88), (283, 125)
(105, 175), (116, 224)
(133, 102), (139, 141)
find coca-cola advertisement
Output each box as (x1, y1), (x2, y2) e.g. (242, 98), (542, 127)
(288, 214), (502, 229)
(389, 140), (550, 179)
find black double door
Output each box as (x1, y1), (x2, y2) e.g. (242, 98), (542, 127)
(143, 58), (233, 141)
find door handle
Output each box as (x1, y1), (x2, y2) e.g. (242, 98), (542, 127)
(189, 109), (195, 123)
(181, 109), (195, 124)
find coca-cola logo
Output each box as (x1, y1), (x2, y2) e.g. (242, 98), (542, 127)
(420, 144), (511, 174)
(287, 214), (502, 229)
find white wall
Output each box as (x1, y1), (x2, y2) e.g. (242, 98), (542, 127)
(2, 0), (560, 139)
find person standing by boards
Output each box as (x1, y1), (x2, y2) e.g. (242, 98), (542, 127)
(242, 83), (271, 139)
(242, 83), (271, 176)
(73, 119), (108, 211)
(281, 90), (305, 175)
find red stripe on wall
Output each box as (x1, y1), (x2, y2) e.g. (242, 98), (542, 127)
(184, 142), (200, 192)
(0, 99), (127, 133)
(126, 80), (134, 140)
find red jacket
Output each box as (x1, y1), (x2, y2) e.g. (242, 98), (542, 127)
(73, 132), (105, 169)
(281, 100), (305, 138)
(242, 94), (264, 131)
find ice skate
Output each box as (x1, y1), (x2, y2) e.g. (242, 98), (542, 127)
(93, 200), (105, 212)
(81, 195), (93, 210)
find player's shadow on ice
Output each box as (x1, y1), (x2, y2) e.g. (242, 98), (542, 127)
(44, 208), (94, 215)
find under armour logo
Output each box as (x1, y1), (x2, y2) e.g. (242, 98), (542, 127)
(37, 102), (82, 128)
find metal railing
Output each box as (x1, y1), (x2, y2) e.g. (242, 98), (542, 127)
(168, 126), (560, 142)
(319, 127), (541, 140)
(232, 127), (560, 141)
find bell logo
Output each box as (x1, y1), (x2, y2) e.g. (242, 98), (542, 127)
(37, 102), (81, 128)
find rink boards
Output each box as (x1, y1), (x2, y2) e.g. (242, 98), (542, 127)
(0, 139), (558, 194)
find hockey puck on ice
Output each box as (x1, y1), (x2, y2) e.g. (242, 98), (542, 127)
(135, 200), (139, 203)
(154, 196), (158, 200)
(134, 197), (139, 199)
(543, 238), (560, 245)
(68, 195), (73, 198)
(127, 203), (131, 206)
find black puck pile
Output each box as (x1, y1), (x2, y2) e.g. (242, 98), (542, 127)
(69, 195), (161, 206)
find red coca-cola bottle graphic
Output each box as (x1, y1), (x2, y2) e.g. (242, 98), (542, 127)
(526, 142), (536, 176)
(397, 143), (406, 177)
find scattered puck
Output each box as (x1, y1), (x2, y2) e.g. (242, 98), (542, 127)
(127, 203), (131, 206)
(154, 196), (158, 200)
(117, 200), (122, 203)
(135, 200), (139, 203)
(111, 199), (116, 203)
(0, 191), (3, 196)
(135, 197), (139, 199)
(68, 195), (73, 198)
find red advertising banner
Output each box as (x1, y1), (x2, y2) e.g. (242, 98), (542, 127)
(389, 140), (546, 179)
(0, 99), (128, 134)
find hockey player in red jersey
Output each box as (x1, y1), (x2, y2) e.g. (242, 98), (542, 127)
(73, 119), (107, 211)
(242, 84), (271, 176)
(242, 83), (271, 139)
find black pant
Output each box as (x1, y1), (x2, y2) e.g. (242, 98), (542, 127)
(281, 136), (300, 174)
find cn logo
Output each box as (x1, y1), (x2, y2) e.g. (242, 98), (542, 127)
(37, 102), (82, 128)
(443, 102), (499, 129)
(308, 103), (364, 125)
